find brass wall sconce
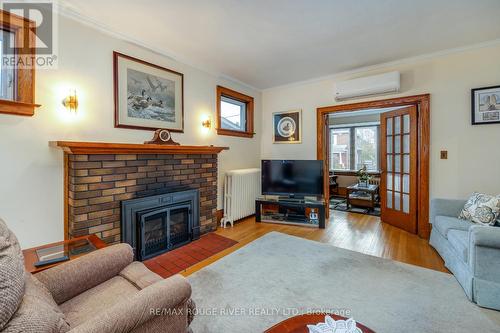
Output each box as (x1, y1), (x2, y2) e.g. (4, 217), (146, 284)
(202, 118), (212, 129)
(62, 90), (78, 113)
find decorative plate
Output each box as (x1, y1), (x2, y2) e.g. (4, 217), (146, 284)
(277, 116), (296, 137)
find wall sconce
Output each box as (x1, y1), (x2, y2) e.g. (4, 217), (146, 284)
(202, 118), (212, 129)
(62, 90), (78, 113)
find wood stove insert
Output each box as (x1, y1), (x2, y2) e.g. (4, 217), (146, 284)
(121, 188), (200, 260)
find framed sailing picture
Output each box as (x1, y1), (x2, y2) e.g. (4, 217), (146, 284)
(114, 52), (184, 132)
(273, 109), (302, 143)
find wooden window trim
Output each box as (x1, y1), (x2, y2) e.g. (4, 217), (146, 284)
(216, 85), (254, 138)
(0, 10), (40, 117)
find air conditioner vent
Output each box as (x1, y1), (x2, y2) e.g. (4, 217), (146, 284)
(334, 71), (400, 101)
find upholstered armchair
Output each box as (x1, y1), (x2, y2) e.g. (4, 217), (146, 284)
(0, 218), (195, 333)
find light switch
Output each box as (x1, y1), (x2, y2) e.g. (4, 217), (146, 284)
(440, 151), (448, 159)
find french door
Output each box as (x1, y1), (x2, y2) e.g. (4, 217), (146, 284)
(380, 106), (418, 234)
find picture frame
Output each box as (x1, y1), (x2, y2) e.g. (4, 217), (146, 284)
(471, 85), (500, 125)
(273, 109), (302, 144)
(113, 51), (184, 132)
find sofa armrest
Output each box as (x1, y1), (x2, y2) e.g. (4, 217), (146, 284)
(469, 225), (500, 282)
(68, 274), (192, 333)
(470, 225), (500, 248)
(36, 243), (133, 304)
(430, 198), (467, 224)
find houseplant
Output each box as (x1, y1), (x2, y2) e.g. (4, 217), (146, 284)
(356, 165), (372, 187)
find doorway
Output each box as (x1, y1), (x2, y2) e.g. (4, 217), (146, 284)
(316, 95), (430, 238)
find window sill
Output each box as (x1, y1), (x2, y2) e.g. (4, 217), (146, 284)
(0, 100), (41, 117)
(330, 170), (381, 176)
(216, 128), (254, 138)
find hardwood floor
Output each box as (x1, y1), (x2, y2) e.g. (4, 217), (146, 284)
(182, 210), (447, 277)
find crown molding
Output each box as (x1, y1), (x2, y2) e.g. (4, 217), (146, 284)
(55, 5), (262, 92)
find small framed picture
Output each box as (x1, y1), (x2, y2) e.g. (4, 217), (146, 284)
(114, 52), (184, 132)
(471, 85), (500, 125)
(273, 109), (302, 144)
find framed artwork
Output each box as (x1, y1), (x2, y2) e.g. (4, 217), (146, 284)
(471, 85), (500, 125)
(273, 109), (302, 143)
(114, 51), (184, 132)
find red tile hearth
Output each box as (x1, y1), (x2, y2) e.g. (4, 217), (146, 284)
(143, 233), (237, 278)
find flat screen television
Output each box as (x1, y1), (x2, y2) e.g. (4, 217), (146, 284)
(261, 160), (324, 197)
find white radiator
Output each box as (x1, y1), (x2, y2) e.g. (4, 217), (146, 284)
(221, 168), (261, 228)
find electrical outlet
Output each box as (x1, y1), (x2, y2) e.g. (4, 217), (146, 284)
(440, 151), (448, 159)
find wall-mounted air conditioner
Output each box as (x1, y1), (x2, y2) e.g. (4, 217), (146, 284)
(334, 71), (400, 101)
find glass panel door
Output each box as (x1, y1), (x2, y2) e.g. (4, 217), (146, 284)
(169, 205), (191, 249)
(380, 106), (417, 234)
(138, 208), (169, 260)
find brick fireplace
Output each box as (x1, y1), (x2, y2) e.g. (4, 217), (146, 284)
(53, 141), (228, 245)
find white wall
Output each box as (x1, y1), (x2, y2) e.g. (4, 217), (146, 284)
(262, 44), (500, 201)
(0, 16), (261, 248)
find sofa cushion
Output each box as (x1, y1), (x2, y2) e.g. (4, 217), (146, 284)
(447, 230), (469, 263)
(433, 215), (473, 239)
(459, 192), (500, 226)
(0, 218), (25, 330)
(119, 261), (163, 289)
(60, 276), (139, 328)
(3, 274), (70, 333)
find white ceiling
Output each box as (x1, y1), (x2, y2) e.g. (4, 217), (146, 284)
(61, 0), (500, 89)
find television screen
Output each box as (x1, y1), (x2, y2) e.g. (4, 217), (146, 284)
(261, 160), (324, 196)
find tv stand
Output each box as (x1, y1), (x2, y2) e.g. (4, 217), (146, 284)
(278, 196), (305, 203)
(255, 196), (326, 229)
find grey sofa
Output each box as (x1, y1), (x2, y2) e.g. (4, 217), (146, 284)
(0, 218), (195, 333)
(429, 198), (500, 310)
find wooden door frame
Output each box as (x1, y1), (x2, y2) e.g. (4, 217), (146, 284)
(316, 94), (430, 239)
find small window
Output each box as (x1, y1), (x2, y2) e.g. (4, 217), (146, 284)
(355, 126), (379, 171)
(216, 86), (254, 138)
(221, 96), (246, 131)
(0, 10), (38, 116)
(330, 125), (380, 172)
(331, 128), (351, 170)
(0, 29), (15, 100)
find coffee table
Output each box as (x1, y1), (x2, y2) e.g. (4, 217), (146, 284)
(264, 313), (375, 333)
(346, 183), (379, 211)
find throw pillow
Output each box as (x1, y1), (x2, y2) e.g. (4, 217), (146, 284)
(459, 192), (500, 226)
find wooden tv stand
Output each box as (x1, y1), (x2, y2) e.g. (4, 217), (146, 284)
(255, 196), (326, 229)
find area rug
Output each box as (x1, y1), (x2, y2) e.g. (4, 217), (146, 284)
(188, 232), (500, 332)
(330, 197), (381, 216)
(143, 233), (237, 278)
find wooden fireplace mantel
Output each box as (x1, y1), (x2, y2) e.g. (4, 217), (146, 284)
(50, 141), (229, 155)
